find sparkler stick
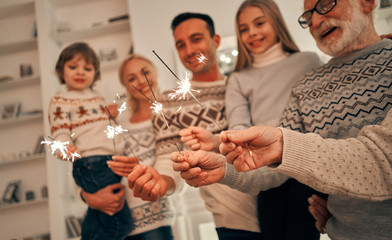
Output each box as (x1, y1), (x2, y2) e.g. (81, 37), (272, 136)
(105, 106), (136, 158)
(152, 50), (223, 131)
(135, 68), (183, 154)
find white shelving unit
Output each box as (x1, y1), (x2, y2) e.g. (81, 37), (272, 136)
(0, 0), (132, 239)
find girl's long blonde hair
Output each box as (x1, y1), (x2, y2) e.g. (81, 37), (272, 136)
(118, 54), (159, 115)
(234, 0), (300, 72)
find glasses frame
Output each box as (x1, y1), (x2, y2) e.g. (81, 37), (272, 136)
(298, 0), (337, 29)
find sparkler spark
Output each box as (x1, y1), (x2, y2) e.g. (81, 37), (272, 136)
(113, 93), (127, 103)
(152, 50), (223, 131)
(150, 101), (162, 114)
(118, 102), (127, 115)
(41, 137), (80, 162)
(196, 53), (207, 63)
(105, 125), (128, 139)
(169, 72), (200, 101)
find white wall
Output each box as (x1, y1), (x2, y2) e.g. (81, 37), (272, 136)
(127, 0), (243, 90)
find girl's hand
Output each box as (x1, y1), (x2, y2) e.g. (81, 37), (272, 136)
(179, 126), (220, 152)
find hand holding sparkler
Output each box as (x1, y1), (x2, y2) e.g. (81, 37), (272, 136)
(171, 150), (226, 188)
(105, 103), (120, 119)
(107, 155), (139, 177)
(128, 165), (172, 201)
(219, 126), (283, 172)
(179, 126), (220, 152)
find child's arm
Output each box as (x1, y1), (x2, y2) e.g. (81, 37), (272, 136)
(179, 126), (220, 152)
(48, 96), (80, 160)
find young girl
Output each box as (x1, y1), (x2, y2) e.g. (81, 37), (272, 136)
(48, 42), (133, 240)
(98, 54), (175, 239)
(180, 0), (324, 239)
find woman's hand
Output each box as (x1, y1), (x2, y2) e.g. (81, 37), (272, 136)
(108, 155), (139, 177)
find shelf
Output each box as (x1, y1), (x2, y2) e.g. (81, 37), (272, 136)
(0, 113), (43, 128)
(0, 0), (34, 19)
(0, 75), (40, 91)
(0, 153), (45, 167)
(101, 60), (122, 71)
(52, 21), (130, 45)
(378, 6), (392, 20)
(0, 38), (38, 55)
(52, 0), (107, 8)
(0, 198), (48, 211)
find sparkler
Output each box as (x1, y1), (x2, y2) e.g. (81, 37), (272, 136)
(131, 68), (182, 154)
(152, 50), (223, 131)
(105, 106), (136, 158)
(118, 102), (127, 115)
(41, 136), (80, 162)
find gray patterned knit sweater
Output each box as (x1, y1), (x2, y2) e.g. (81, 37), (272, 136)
(278, 39), (392, 240)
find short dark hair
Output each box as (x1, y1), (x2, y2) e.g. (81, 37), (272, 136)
(171, 12), (215, 37)
(55, 42), (101, 85)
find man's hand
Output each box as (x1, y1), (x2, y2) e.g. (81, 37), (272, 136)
(81, 183), (125, 216)
(171, 150), (226, 187)
(308, 194), (331, 234)
(108, 155), (139, 177)
(219, 126), (283, 171)
(179, 126), (220, 152)
(127, 165), (170, 202)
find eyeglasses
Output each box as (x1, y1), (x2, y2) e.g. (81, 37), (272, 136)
(298, 0), (337, 28)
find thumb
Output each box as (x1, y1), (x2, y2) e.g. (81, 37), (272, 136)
(109, 183), (124, 190)
(226, 128), (257, 145)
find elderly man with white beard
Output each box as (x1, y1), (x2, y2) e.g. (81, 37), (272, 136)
(171, 0), (392, 239)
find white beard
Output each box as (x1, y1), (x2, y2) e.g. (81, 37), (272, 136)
(312, 6), (369, 57)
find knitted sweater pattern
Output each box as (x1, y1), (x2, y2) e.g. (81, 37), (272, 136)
(279, 39), (392, 239)
(48, 89), (115, 157)
(152, 80), (260, 232)
(121, 119), (174, 235)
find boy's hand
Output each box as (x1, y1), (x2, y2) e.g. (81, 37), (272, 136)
(106, 103), (119, 119)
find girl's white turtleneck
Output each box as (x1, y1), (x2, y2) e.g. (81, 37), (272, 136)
(251, 42), (289, 68)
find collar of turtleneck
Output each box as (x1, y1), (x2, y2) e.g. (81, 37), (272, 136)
(251, 42), (289, 68)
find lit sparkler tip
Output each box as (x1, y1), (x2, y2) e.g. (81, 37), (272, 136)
(118, 102), (127, 115)
(105, 125), (128, 139)
(41, 137), (79, 162)
(150, 101), (163, 114)
(196, 53), (207, 63)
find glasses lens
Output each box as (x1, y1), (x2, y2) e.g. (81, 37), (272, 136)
(299, 11), (312, 28)
(317, 0), (336, 14)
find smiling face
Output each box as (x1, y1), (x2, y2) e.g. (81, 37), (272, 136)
(238, 6), (278, 55)
(121, 58), (157, 102)
(173, 18), (219, 75)
(305, 0), (369, 57)
(63, 54), (95, 91)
